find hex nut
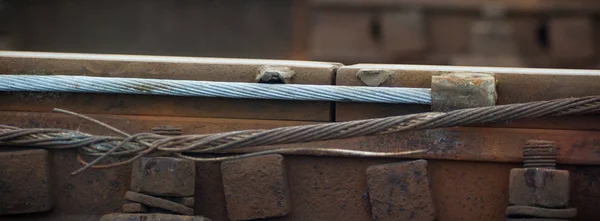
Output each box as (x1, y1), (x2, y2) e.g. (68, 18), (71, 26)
(509, 168), (570, 208)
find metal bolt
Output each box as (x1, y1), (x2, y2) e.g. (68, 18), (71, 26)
(356, 69), (391, 87)
(507, 139), (576, 218)
(523, 140), (557, 168)
(256, 66), (295, 84)
(152, 125), (183, 136)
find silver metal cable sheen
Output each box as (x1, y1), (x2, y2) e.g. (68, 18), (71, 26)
(0, 75), (432, 104)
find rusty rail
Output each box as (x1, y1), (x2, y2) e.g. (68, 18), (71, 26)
(1, 96), (599, 174)
(2, 51), (600, 220)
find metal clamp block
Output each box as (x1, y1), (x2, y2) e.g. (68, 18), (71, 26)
(431, 72), (497, 112)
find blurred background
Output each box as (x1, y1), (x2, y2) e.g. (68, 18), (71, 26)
(2, 0), (600, 68)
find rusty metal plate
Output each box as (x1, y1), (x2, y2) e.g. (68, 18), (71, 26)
(0, 149), (52, 215)
(366, 160), (436, 221)
(0, 51), (340, 121)
(0, 150), (131, 221)
(207, 158), (517, 221)
(221, 154), (290, 220)
(429, 160), (513, 221)
(570, 165), (600, 220)
(4, 152), (591, 221)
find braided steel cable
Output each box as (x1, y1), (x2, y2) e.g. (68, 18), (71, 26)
(1, 96), (600, 174)
(149, 96), (600, 155)
(0, 75), (432, 104)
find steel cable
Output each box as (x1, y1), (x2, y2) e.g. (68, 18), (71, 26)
(0, 75), (432, 104)
(0, 96), (599, 174)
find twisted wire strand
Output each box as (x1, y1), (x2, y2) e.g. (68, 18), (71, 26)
(0, 75), (432, 104)
(106, 96), (600, 154)
(0, 96), (599, 174)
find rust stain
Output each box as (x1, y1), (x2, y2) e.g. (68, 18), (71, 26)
(524, 169), (554, 189)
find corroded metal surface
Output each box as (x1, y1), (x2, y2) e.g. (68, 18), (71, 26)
(509, 169), (570, 208)
(0, 149), (52, 215)
(2, 112), (600, 165)
(431, 72), (496, 111)
(0, 150), (132, 221)
(0, 111), (599, 220)
(570, 166), (600, 220)
(523, 140), (558, 168)
(221, 154), (290, 220)
(0, 52), (600, 220)
(366, 160), (436, 221)
(0, 93), (333, 122)
(336, 64), (600, 104)
(506, 140), (577, 220)
(131, 157), (195, 197)
(0, 145), (597, 220)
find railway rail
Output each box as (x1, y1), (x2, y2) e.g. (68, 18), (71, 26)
(0, 51), (599, 221)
